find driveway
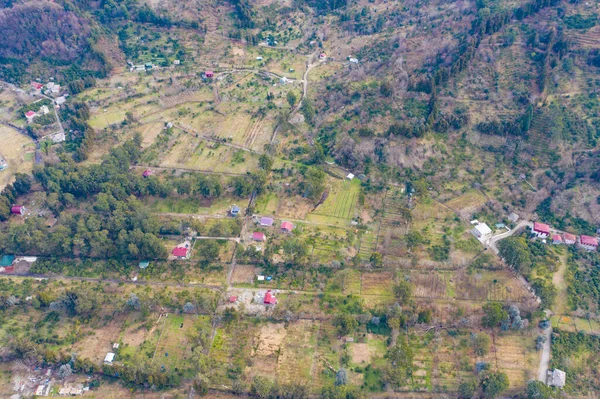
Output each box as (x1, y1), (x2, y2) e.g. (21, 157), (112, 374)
(487, 220), (531, 254)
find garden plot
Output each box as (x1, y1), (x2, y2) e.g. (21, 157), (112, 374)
(159, 89), (213, 109)
(444, 190), (486, 217)
(432, 332), (472, 392)
(276, 196), (314, 220)
(152, 314), (195, 371)
(231, 264), (259, 285)
(0, 125), (34, 190)
(136, 122), (165, 148)
(158, 132), (260, 173)
(210, 319), (257, 385)
(409, 332), (434, 391)
(338, 269), (362, 295)
(308, 227), (350, 262)
(277, 320), (318, 385)
(411, 201), (453, 247)
(313, 321), (342, 391)
(494, 334), (537, 389)
(360, 272), (393, 297)
(358, 228), (379, 262)
(377, 193), (409, 260)
(454, 271), (532, 303)
(307, 179), (360, 225)
(410, 272), (451, 300)
(249, 323), (287, 381)
(254, 193), (280, 215)
(348, 334), (386, 366)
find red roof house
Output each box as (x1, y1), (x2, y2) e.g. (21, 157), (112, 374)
(252, 232), (266, 242)
(172, 247), (188, 258)
(11, 205), (24, 215)
(264, 290), (277, 305)
(533, 222), (550, 237)
(229, 296), (237, 303)
(142, 169), (154, 178)
(552, 234), (562, 244)
(30, 82), (43, 91)
(281, 221), (293, 232)
(25, 111), (36, 123)
(579, 235), (599, 251)
(563, 233), (577, 245)
(205, 71), (214, 78)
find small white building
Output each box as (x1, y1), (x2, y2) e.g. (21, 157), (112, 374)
(346, 173), (355, 180)
(104, 352), (115, 364)
(472, 223), (492, 239)
(173, 59), (180, 65)
(39, 105), (50, 115)
(59, 383), (83, 396)
(349, 58), (359, 64)
(547, 369), (566, 388)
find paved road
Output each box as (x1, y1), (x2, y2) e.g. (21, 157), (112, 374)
(487, 220), (531, 254)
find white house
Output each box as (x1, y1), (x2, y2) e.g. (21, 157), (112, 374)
(104, 352), (115, 364)
(547, 369), (566, 388)
(472, 223), (492, 239)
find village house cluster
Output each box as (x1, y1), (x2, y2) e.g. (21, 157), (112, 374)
(533, 222), (599, 251)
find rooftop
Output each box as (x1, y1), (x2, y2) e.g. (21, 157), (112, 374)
(580, 235), (598, 246)
(533, 222), (551, 234)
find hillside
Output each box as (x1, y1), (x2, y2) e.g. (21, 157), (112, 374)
(0, 0), (599, 398)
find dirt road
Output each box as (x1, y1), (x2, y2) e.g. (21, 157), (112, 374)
(538, 325), (552, 382)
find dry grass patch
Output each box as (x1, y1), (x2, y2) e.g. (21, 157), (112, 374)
(278, 320), (317, 385)
(494, 334), (537, 389)
(72, 314), (128, 363)
(0, 125), (34, 190)
(231, 264), (258, 285)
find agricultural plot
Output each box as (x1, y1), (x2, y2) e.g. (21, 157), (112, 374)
(431, 332), (473, 392)
(493, 334), (537, 389)
(159, 89), (213, 109)
(71, 313), (130, 363)
(308, 226), (350, 262)
(358, 228), (379, 262)
(152, 314), (196, 372)
(444, 190), (486, 217)
(277, 320), (318, 385)
(377, 192), (410, 261)
(411, 271), (452, 300)
(0, 125), (35, 190)
(360, 272), (394, 297)
(338, 269), (362, 295)
(307, 179), (360, 226)
(411, 201), (453, 247)
(157, 131), (260, 173)
(454, 271), (532, 303)
(210, 319), (257, 386)
(136, 122), (165, 148)
(550, 315), (600, 334)
(409, 332), (434, 391)
(249, 323), (286, 381)
(254, 193), (280, 215)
